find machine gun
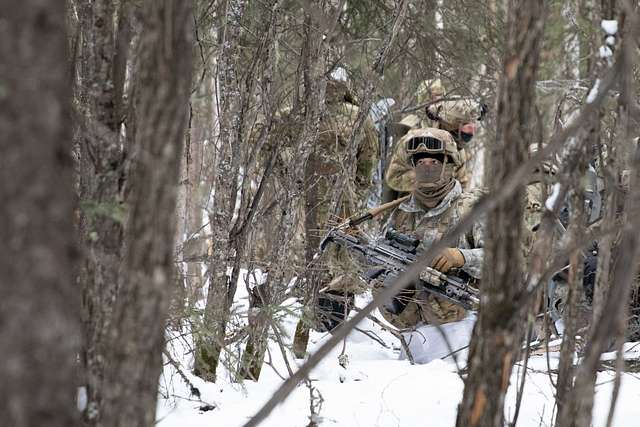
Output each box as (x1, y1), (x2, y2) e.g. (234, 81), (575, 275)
(320, 228), (480, 312)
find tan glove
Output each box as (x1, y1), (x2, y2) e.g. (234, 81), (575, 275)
(431, 248), (465, 273)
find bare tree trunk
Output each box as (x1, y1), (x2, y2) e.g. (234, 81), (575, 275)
(0, 1), (79, 426)
(555, 7), (639, 426)
(555, 182), (588, 420)
(74, 1), (131, 423)
(101, 1), (193, 426)
(562, 0), (581, 80)
(195, 0), (248, 382)
(292, 6), (343, 358)
(236, 0), (287, 380)
(455, 1), (546, 426)
(185, 105), (207, 305)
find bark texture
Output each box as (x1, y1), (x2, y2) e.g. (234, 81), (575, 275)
(555, 8), (640, 426)
(195, 0), (249, 382)
(74, 1), (131, 422)
(100, 1), (193, 426)
(0, 1), (79, 426)
(455, 1), (547, 426)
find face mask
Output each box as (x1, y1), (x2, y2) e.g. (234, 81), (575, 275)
(413, 159), (455, 208)
(460, 132), (474, 143)
(415, 159), (444, 184)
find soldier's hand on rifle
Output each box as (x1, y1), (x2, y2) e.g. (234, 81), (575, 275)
(431, 248), (464, 273)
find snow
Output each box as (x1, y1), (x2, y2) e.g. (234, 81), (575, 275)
(601, 342), (640, 362)
(606, 36), (616, 46)
(369, 98), (396, 125)
(545, 183), (562, 211)
(330, 67), (347, 82)
(77, 386), (87, 412)
(157, 272), (640, 427)
(600, 46), (613, 59)
(601, 20), (618, 35)
(587, 79), (601, 103)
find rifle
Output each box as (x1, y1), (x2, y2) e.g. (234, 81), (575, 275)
(320, 227), (480, 312)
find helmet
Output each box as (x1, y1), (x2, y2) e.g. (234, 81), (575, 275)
(426, 97), (485, 131)
(402, 128), (462, 168)
(415, 79), (445, 104)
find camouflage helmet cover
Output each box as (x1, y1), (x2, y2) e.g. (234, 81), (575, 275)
(401, 127), (462, 168)
(426, 97), (484, 131)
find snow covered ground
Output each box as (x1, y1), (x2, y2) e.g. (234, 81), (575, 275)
(157, 284), (640, 427)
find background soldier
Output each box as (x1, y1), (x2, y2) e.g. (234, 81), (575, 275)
(294, 73), (378, 348)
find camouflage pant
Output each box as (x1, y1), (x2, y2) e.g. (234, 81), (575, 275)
(372, 280), (467, 329)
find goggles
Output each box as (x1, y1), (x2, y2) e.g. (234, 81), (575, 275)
(406, 136), (444, 154)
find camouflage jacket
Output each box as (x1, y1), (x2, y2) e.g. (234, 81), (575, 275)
(385, 181), (484, 279)
(317, 99), (378, 205)
(375, 182), (484, 328)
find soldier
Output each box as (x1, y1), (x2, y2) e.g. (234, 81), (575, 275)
(296, 74), (378, 343)
(398, 79), (445, 129)
(374, 129), (485, 363)
(312, 76), (379, 217)
(377, 128), (484, 330)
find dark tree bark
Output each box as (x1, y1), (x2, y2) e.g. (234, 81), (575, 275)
(74, 1), (131, 423)
(0, 1), (79, 426)
(291, 9), (333, 359)
(455, 1), (547, 427)
(100, 1), (193, 426)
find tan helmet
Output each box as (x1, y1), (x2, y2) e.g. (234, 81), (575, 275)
(402, 127), (462, 168)
(426, 97), (484, 132)
(416, 79), (445, 104)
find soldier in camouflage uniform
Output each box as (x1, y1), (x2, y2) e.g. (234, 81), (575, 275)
(376, 128), (485, 329)
(397, 79), (445, 129)
(306, 77), (378, 331)
(309, 78), (378, 226)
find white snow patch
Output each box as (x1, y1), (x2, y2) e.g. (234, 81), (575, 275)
(587, 79), (601, 103)
(555, 318), (565, 335)
(545, 183), (562, 211)
(601, 19), (618, 35)
(157, 271), (640, 427)
(435, 0), (444, 30)
(330, 66), (348, 82)
(606, 35), (616, 46)
(601, 342), (640, 361)
(599, 45), (613, 59)
(77, 386), (88, 412)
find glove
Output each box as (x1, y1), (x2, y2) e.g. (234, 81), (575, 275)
(431, 248), (465, 273)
